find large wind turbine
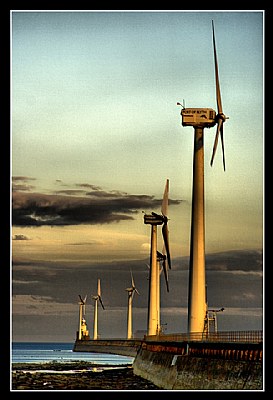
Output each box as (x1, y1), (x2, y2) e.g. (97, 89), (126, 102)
(92, 278), (105, 340)
(144, 179), (171, 336)
(78, 294), (87, 340)
(125, 270), (140, 339)
(177, 20), (228, 335)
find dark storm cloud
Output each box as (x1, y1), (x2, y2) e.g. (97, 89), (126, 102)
(205, 249), (263, 272)
(172, 250), (263, 272)
(12, 187), (182, 227)
(12, 249), (262, 310)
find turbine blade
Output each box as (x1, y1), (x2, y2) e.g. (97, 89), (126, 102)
(99, 296), (105, 310)
(162, 258), (169, 292)
(162, 223), (171, 269)
(220, 124), (226, 171)
(212, 20), (222, 115)
(131, 270), (135, 288)
(97, 278), (101, 297)
(161, 179), (169, 217)
(78, 295), (83, 304)
(210, 119), (222, 167)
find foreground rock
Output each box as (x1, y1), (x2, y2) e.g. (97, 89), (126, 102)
(12, 363), (161, 391)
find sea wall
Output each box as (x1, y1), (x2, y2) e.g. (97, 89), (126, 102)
(73, 339), (141, 357)
(133, 341), (263, 390)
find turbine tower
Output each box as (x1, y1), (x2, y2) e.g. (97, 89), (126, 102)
(144, 179), (171, 336)
(78, 294), (87, 340)
(92, 278), (105, 340)
(177, 21), (228, 335)
(125, 270), (140, 339)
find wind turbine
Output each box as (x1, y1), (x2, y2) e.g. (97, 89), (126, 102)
(92, 278), (105, 340)
(144, 179), (171, 336)
(125, 270), (140, 339)
(177, 20), (228, 335)
(78, 294), (87, 340)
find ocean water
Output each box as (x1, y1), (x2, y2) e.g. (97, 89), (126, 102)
(12, 342), (134, 366)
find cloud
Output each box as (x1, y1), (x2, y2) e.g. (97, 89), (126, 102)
(12, 249), (262, 309)
(140, 242), (150, 254)
(225, 270), (262, 277)
(205, 249), (263, 272)
(12, 176), (36, 182)
(12, 234), (31, 241)
(13, 280), (40, 285)
(12, 294), (76, 315)
(12, 176), (36, 192)
(66, 241), (105, 246)
(75, 183), (102, 191)
(12, 184), (36, 192)
(12, 184), (182, 227)
(54, 189), (87, 196)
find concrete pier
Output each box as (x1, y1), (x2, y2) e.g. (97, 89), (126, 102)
(73, 331), (263, 390)
(73, 339), (142, 357)
(133, 340), (263, 390)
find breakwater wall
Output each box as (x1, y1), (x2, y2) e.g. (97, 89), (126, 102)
(132, 340), (263, 390)
(73, 339), (142, 357)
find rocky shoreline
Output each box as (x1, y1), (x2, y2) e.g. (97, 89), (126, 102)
(12, 362), (162, 391)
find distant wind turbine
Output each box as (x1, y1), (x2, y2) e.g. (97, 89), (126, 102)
(92, 278), (105, 340)
(78, 294), (87, 340)
(144, 179), (171, 336)
(125, 270), (140, 339)
(177, 20), (228, 335)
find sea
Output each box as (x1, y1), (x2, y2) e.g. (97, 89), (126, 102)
(12, 342), (134, 367)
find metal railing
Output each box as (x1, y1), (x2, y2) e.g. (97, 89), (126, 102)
(145, 330), (263, 344)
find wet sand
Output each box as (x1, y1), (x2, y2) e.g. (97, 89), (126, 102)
(11, 362), (162, 391)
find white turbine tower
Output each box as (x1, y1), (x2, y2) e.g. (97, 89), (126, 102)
(144, 179), (171, 336)
(92, 278), (105, 340)
(125, 270), (140, 340)
(177, 20), (228, 336)
(78, 294), (87, 340)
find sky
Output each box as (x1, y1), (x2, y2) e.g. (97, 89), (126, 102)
(11, 10), (264, 342)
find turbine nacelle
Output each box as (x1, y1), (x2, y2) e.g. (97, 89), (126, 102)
(179, 107), (217, 128)
(126, 271), (140, 296)
(126, 286), (140, 294)
(144, 212), (165, 225)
